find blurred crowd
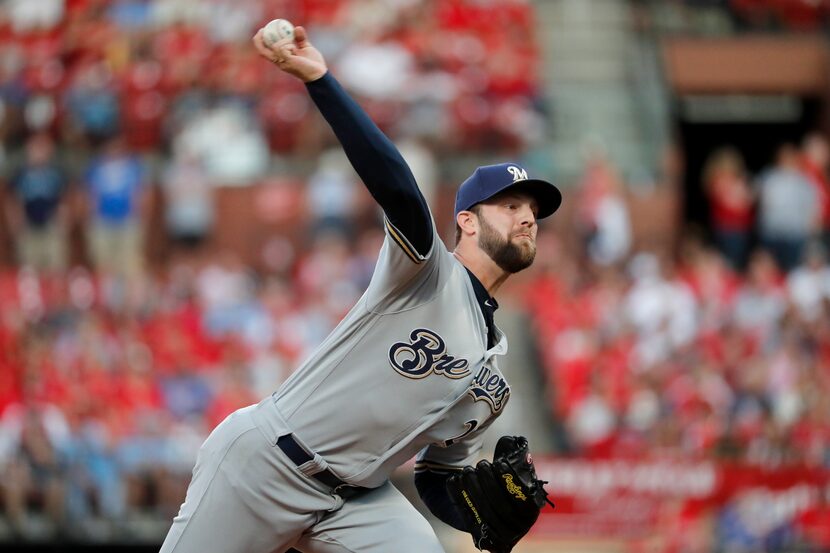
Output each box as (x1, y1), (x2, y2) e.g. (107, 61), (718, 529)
(1, 0), (544, 273)
(525, 146), (830, 553)
(530, 235), (830, 468)
(0, 0), (543, 162)
(2, 0), (830, 550)
(527, 143), (830, 552)
(528, 138), (830, 469)
(703, 134), (828, 274)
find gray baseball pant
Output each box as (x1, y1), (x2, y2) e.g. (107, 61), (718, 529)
(159, 399), (445, 553)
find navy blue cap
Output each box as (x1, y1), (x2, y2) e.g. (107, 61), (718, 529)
(454, 163), (562, 219)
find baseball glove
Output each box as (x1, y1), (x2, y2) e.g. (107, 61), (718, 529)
(445, 435), (554, 553)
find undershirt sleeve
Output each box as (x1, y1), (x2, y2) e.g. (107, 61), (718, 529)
(414, 468), (467, 531)
(306, 72), (432, 257)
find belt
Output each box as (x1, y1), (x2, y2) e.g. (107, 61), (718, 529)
(276, 434), (366, 499)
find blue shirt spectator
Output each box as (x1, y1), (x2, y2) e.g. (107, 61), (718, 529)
(83, 136), (149, 277)
(10, 145), (66, 228)
(107, 0), (152, 29)
(85, 142), (146, 225)
(5, 134), (70, 271)
(159, 373), (212, 421)
(65, 62), (121, 143)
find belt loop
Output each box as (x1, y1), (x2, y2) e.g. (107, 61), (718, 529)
(251, 397), (289, 446)
(296, 452), (328, 478)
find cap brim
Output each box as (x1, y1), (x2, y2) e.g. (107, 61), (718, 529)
(501, 179), (562, 219)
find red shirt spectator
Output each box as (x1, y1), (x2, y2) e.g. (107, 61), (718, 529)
(704, 149), (754, 233)
(703, 147), (754, 269)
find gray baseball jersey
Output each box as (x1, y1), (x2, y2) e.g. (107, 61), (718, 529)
(160, 216), (511, 553)
(274, 217), (510, 487)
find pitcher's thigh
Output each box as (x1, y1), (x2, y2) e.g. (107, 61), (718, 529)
(160, 411), (324, 553)
(160, 454), (287, 553)
(297, 481), (445, 553)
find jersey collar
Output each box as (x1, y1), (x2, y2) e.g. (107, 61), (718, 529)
(464, 268), (499, 312)
(465, 268), (501, 349)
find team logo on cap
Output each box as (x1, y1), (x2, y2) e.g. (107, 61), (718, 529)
(507, 166), (528, 182)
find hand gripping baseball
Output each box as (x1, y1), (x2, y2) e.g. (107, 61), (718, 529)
(253, 24), (328, 83)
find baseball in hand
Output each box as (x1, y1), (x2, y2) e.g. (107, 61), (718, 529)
(262, 19), (295, 47)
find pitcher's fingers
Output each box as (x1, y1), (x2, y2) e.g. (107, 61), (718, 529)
(294, 26), (310, 47)
(252, 29), (274, 57)
(278, 42), (297, 59)
(272, 35), (295, 50)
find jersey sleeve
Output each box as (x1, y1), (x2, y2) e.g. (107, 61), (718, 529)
(414, 421), (491, 472)
(364, 215), (453, 314)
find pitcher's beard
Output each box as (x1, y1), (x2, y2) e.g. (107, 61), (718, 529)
(478, 216), (536, 273)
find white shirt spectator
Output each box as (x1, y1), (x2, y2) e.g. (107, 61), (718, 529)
(733, 286), (786, 344)
(6, 0), (64, 32)
(177, 104), (269, 186)
(756, 165), (818, 240)
(625, 387), (660, 432)
(306, 148), (359, 225)
(624, 253), (699, 367)
(567, 392), (616, 448)
(786, 246), (830, 322)
(202, 0), (262, 43)
(588, 193), (631, 266)
(151, 0), (207, 25)
(397, 138), (438, 207)
(0, 403), (71, 465)
(337, 41), (415, 100)
(161, 153), (214, 240)
(196, 253), (255, 312)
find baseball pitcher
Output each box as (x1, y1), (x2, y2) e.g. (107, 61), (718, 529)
(159, 22), (560, 553)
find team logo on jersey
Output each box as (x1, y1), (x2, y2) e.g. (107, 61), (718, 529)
(467, 365), (510, 414)
(389, 328), (471, 380)
(507, 165), (528, 182)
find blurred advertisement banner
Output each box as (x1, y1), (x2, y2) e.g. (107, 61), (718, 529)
(531, 457), (829, 544)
